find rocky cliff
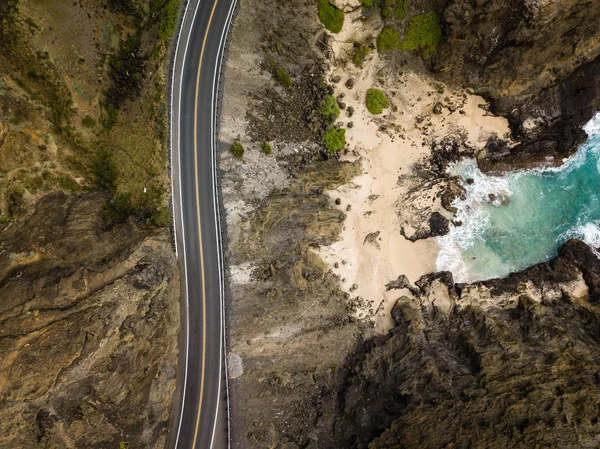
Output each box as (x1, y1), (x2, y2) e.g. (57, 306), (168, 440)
(310, 240), (600, 448)
(0, 0), (181, 447)
(0, 193), (179, 448)
(435, 0), (600, 171)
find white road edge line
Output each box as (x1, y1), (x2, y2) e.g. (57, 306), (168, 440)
(210, 2), (237, 449)
(171, 0), (236, 447)
(171, 0), (199, 448)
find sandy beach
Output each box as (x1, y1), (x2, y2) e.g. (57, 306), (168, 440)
(317, 7), (511, 331)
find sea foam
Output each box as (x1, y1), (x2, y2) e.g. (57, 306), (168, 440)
(436, 112), (600, 283)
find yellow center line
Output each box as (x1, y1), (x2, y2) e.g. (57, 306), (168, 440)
(191, 0), (220, 447)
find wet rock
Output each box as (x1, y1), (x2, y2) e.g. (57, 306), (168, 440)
(347, 106), (354, 117)
(345, 78), (355, 89)
(429, 212), (449, 237)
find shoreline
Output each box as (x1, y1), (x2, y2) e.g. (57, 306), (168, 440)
(317, 7), (511, 331)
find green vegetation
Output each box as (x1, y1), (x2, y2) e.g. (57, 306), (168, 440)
(57, 175), (80, 192)
(359, 0), (374, 8)
(366, 88), (390, 114)
(323, 128), (346, 152)
(9, 115), (23, 126)
(273, 64), (292, 89)
(352, 46), (371, 68)
(318, 0), (344, 34)
(399, 12), (442, 55)
(394, 0), (408, 19)
(24, 17), (40, 32)
(231, 141), (244, 158)
(261, 141), (272, 154)
(93, 148), (118, 192)
(379, 0), (393, 20)
(320, 95), (340, 120)
(158, 0), (180, 42)
(102, 102), (118, 129)
(377, 26), (399, 52)
(93, 148), (169, 227)
(82, 115), (96, 128)
(106, 33), (145, 110)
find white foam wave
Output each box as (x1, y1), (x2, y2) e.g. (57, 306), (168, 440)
(561, 221), (600, 256)
(436, 158), (517, 281)
(435, 234), (471, 283)
(436, 113), (600, 282)
(583, 112), (600, 136)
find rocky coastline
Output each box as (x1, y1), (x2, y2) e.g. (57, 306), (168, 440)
(218, 0), (600, 448)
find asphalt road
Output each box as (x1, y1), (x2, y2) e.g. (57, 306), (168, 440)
(170, 0), (236, 447)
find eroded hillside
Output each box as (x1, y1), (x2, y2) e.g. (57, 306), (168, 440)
(0, 0), (180, 447)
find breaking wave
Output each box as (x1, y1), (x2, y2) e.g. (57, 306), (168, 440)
(436, 112), (600, 283)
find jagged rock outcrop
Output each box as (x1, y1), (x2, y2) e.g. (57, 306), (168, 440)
(310, 240), (600, 448)
(434, 0), (600, 171)
(0, 192), (179, 448)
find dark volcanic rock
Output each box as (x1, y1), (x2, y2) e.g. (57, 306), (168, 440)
(309, 240), (600, 449)
(435, 0), (600, 171)
(428, 212), (449, 236)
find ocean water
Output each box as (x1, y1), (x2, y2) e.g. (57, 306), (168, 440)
(436, 113), (600, 283)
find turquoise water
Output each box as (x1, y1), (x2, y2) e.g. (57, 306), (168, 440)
(436, 113), (600, 283)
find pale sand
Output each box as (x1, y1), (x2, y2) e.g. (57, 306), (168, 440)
(317, 8), (511, 331)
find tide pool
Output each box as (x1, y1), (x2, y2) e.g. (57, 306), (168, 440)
(436, 113), (600, 283)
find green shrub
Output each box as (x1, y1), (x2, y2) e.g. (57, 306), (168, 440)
(261, 141), (272, 154)
(320, 95), (340, 120)
(394, 0), (408, 19)
(274, 65), (292, 89)
(378, 0), (393, 19)
(377, 26), (399, 52)
(323, 128), (346, 152)
(93, 148), (118, 191)
(231, 141), (244, 158)
(318, 0), (344, 33)
(360, 0), (374, 8)
(366, 88), (390, 114)
(57, 175), (80, 191)
(158, 0), (180, 42)
(82, 115), (96, 128)
(106, 32), (145, 109)
(398, 12), (442, 55)
(102, 102), (118, 129)
(352, 46), (371, 68)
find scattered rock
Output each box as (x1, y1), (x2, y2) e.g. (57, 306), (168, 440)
(363, 231), (380, 248)
(385, 274), (420, 296)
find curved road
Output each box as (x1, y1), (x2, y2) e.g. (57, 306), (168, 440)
(170, 0), (236, 447)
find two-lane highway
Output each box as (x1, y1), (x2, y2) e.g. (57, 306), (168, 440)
(170, 0), (236, 447)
